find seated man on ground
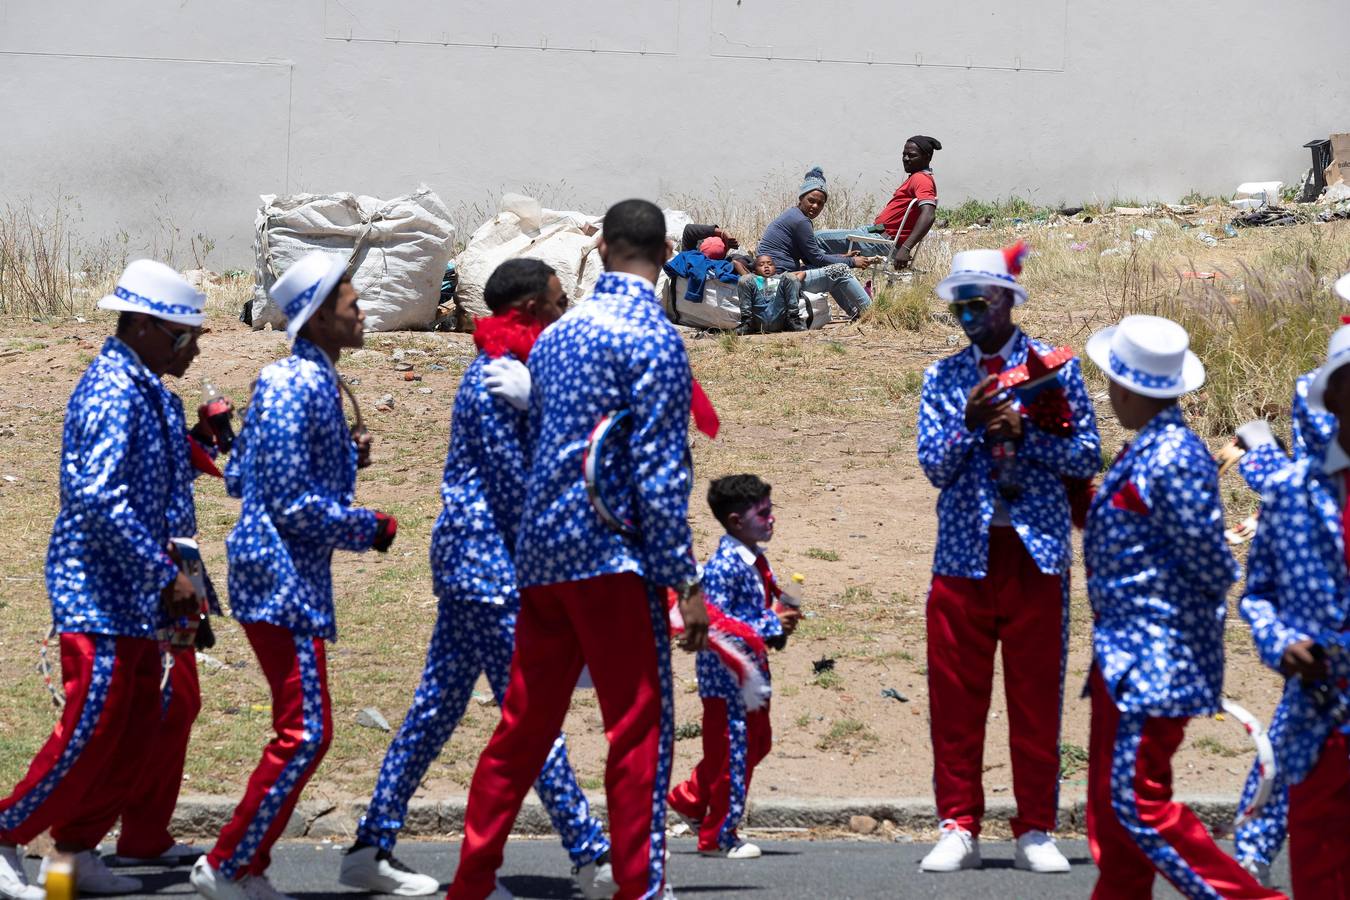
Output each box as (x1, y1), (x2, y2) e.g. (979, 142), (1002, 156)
(816, 135), (942, 269)
(756, 167), (879, 321)
(735, 255), (804, 335)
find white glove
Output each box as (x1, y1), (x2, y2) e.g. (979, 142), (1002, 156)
(1235, 419), (1278, 451)
(483, 357), (531, 411)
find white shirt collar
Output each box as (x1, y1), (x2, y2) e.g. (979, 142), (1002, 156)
(974, 328), (1020, 363)
(727, 535), (760, 566)
(1323, 433), (1350, 476)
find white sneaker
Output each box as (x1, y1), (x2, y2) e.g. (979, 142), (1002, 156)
(106, 842), (206, 867)
(339, 846), (439, 896)
(699, 841), (761, 860)
(0, 845), (43, 900)
(241, 874), (295, 900)
(919, 820), (981, 872)
(190, 856), (248, 900)
(573, 854), (617, 899)
(1013, 831), (1070, 873)
(41, 851), (142, 895)
(1238, 857), (1272, 888)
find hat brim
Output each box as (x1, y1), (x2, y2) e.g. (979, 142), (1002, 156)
(282, 256), (347, 342)
(96, 293), (205, 327)
(936, 273), (1028, 306)
(1335, 272), (1350, 305)
(1086, 326), (1205, 399)
(1307, 358), (1350, 412)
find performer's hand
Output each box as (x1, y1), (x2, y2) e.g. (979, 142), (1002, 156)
(483, 357), (532, 412)
(372, 512), (398, 552)
(891, 245), (913, 269)
(677, 587), (710, 653)
(964, 375), (1009, 430)
(987, 404), (1024, 441)
(162, 571), (200, 619)
(1281, 639), (1329, 681)
(353, 426), (373, 469)
(777, 608), (802, 637)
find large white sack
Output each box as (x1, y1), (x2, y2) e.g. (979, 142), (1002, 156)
(251, 187), (455, 332)
(664, 277), (831, 331)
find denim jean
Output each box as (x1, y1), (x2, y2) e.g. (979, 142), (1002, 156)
(815, 227), (891, 256)
(735, 274), (804, 332)
(798, 263), (871, 319)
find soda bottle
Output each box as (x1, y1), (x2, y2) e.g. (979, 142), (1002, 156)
(199, 377), (236, 454)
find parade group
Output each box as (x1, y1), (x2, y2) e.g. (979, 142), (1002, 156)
(0, 192), (1347, 900)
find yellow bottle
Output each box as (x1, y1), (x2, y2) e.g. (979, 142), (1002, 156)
(44, 852), (76, 900)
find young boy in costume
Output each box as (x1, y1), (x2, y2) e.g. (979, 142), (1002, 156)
(191, 251), (397, 900)
(668, 475), (799, 860)
(1239, 319), (1350, 898)
(916, 243), (1100, 874)
(340, 259), (615, 899)
(447, 199), (710, 900)
(1082, 314), (1283, 900)
(0, 261), (206, 900)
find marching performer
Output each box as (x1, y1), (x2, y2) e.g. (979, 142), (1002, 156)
(1082, 315), (1283, 899)
(668, 474), (800, 860)
(447, 199), (710, 900)
(339, 259), (615, 898)
(916, 244), (1100, 873)
(0, 261), (206, 900)
(1240, 320), (1350, 897)
(191, 252), (398, 900)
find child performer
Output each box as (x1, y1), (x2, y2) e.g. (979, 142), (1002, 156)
(668, 475), (800, 859)
(191, 252), (398, 900)
(0, 261), (206, 900)
(1082, 314), (1283, 900)
(1239, 320), (1350, 897)
(447, 200), (710, 900)
(340, 259), (615, 899)
(916, 245), (1100, 874)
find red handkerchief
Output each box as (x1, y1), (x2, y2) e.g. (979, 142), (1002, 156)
(1110, 481), (1150, 515)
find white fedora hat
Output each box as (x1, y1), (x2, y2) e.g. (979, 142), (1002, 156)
(1335, 271), (1350, 305)
(96, 259), (206, 327)
(270, 251), (348, 341)
(1307, 323), (1350, 411)
(936, 241), (1030, 306)
(1086, 314), (1205, 399)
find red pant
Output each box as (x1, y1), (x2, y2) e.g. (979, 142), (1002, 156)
(926, 527), (1064, 837)
(449, 573), (671, 900)
(1087, 668), (1284, 900)
(0, 634), (161, 849)
(206, 622), (331, 879)
(118, 646), (201, 858)
(668, 698), (772, 851)
(1287, 730), (1350, 898)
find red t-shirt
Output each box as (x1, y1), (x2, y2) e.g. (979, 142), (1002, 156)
(874, 170), (938, 243)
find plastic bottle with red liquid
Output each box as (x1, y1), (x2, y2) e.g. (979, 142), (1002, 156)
(199, 377), (236, 453)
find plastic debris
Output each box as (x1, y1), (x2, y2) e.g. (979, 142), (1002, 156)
(356, 707), (391, 731)
(812, 656), (836, 674)
(881, 687), (909, 703)
(1132, 228), (1156, 241)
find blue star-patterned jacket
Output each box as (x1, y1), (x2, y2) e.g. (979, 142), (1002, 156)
(1085, 404), (1240, 717)
(46, 337), (180, 639)
(166, 392), (199, 539)
(917, 330), (1101, 578)
(515, 271), (697, 590)
(1236, 370), (1330, 492)
(429, 352), (527, 605)
(696, 535), (784, 700)
(223, 338), (378, 640)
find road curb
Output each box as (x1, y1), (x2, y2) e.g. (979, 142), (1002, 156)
(163, 794), (1245, 841)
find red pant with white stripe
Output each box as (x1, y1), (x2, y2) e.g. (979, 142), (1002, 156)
(448, 573), (673, 900)
(1287, 730), (1350, 898)
(926, 527), (1064, 837)
(118, 646), (202, 859)
(0, 634), (161, 849)
(206, 622), (332, 879)
(668, 698), (772, 852)
(1086, 668), (1283, 899)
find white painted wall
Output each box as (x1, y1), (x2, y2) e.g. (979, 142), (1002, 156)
(1, 0), (1343, 265)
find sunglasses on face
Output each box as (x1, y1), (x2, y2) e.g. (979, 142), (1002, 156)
(949, 298), (990, 317)
(150, 318), (202, 353)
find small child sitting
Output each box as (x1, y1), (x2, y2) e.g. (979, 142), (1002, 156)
(668, 474), (800, 859)
(735, 255), (805, 334)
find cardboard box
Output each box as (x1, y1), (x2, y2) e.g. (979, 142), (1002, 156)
(1325, 133), (1350, 187)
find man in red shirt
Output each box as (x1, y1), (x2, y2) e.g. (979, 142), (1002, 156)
(817, 135), (941, 269)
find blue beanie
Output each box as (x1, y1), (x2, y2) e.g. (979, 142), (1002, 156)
(798, 166), (828, 199)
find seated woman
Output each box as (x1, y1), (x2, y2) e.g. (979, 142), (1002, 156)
(756, 167), (876, 320)
(816, 135), (941, 269)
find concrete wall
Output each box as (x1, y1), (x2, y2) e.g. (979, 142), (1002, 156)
(1, 0), (1343, 265)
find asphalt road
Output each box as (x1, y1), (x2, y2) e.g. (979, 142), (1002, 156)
(67, 837), (1290, 899)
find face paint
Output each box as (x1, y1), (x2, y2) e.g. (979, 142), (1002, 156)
(953, 288), (1013, 345)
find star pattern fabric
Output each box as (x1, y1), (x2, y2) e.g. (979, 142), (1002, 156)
(1236, 370), (1331, 493)
(716, 692), (751, 850)
(45, 338), (181, 638)
(428, 353), (527, 606)
(355, 601), (609, 865)
(917, 330), (1101, 578)
(696, 536), (783, 700)
(1085, 405), (1239, 718)
(223, 338), (378, 641)
(514, 271), (697, 590)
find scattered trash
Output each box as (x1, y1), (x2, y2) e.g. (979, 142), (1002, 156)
(1058, 206), (1084, 217)
(1233, 181), (1283, 209)
(356, 707), (391, 731)
(1232, 206), (1300, 228)
(472, 691), (494, 706)
(1113, 206), (1156, 216)
(1192, 232), (1219, 247)
(1229, 198), (1264, 212)
(881, 687), (909, 703)
(376, 394), (395, 411)
(813, 657), (836, 675)
(1181, 272), (1220, 280)
(1069, 242), (1088, 252)
(670, 823), (692, 837)
(1223, 223), (1240, 238)
(1132, 228), (1156, 242)
(196, 653), (227, 671)
(824, 483), (836, 492)
(1, 475), (16, 483)
(1166, 203), (1198, 214)
(428, 363), (447, 372)
(1322, 182), (1350, 204)
(1100, 246), (1129, 257)
(417, 387), (433, 395)
(403, 372), (422, 382)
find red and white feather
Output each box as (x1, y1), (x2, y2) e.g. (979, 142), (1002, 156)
(668, 591), (771, 711)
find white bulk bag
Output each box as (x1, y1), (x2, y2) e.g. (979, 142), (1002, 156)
(664, 277), (831, 331)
